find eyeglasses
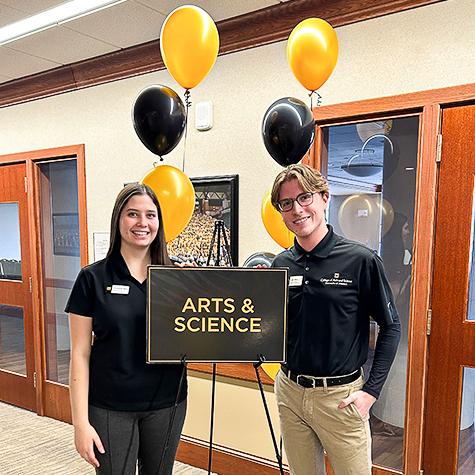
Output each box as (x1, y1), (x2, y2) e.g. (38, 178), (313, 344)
(277, 192), (316, 212)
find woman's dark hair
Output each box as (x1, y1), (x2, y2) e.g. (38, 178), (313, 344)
(106, 183), (171, 265)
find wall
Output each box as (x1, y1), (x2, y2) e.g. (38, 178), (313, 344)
(0, 0), (474, 461)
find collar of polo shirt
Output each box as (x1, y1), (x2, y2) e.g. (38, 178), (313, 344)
(107, 248), (138, 280)
(292, 224), (338, 260)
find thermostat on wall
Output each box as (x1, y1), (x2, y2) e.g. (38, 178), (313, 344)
(195, 101), (213, 131)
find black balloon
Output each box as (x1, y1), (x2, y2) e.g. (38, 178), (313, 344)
(243, 252), (275, 268)
(132, 85), (186, 157)
(262, 97), (315, 167)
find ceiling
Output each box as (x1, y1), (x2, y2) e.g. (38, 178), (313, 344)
(0, 0), (287, 84)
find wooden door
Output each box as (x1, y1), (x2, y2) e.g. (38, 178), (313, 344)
(0, 162), (36, 410)
(424, 104), (475, 474)
(35, 158), (82, 423)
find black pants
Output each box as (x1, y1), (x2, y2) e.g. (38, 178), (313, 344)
(89, 399), (187, 475)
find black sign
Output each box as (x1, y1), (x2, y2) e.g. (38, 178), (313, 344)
(147, 267), (287, 363)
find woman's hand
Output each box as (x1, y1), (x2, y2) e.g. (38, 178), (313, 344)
(74, 423), (105, 468)
(174, 261), (198, 267)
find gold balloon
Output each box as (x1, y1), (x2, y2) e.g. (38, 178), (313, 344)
(287, 18), (338, 91)
(160, 5), (219, 89)
(338, 195), (395, 245)
(142, 165), (195, 242)
(356, 120), (393, 142)
(379, 199), (395, 237)
(338, 194), (381, 249)
(261, 363), (281, 381)
(261, 192), (294, 249)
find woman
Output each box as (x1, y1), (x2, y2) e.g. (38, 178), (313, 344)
(67, 183), (187, 475)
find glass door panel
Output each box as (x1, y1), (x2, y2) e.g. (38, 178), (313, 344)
(0, 203), (22, 281)
(38, 160), (80, 385)
(458, 367), (475, 474)
(0, 203), (26, 374)
(466, 183), (475, 322)
(0, 305), (26, 375)
(322, 116), (420, 472)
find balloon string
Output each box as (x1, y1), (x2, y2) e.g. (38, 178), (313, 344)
(309, 90), (322, 110)
(307, 91), (322, 164)
(182, 89), (192, 172)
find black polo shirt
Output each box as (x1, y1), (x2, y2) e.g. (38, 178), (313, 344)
(272, 225), (400, 398)
(65, 250), (187, 411)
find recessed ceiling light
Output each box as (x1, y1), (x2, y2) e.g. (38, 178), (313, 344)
(0, 0), (126, 46)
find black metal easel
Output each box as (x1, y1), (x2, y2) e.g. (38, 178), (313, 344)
(206, 219), (232, 268)
(206, 220), (232, 474)
(156, 357), (187, 475)
(254, 356), (284, 475)
(205, 220), (283, 475)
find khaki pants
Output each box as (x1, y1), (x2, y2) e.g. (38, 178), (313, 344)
(275, 370), (372, 475)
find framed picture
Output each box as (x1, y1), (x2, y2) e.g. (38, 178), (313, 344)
(52, 213), (80, 256)
(168, 175), (239, 266)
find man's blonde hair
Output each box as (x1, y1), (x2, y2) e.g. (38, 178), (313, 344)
(271, 164), (329, 209)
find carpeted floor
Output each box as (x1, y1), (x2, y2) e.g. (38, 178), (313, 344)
(0, 402), (207, 475)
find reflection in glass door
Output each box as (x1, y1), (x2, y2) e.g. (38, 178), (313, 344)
(38, 160), (80, 385)
(0, 204), (25, 374)
(322, 117), (420, 472)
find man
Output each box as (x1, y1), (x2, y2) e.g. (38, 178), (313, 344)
(271, 164), (400, 475)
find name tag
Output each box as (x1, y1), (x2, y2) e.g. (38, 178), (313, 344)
(110, 285), (130, 295)
(289, 275), (303, 287)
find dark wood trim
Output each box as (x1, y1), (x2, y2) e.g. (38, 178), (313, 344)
(42, 382), (71, 423)
(216, 0), (441, 55)
(0, 0), (443, 108)
(0, 145), (81, 163)
(76, 144), (89, 267)
(175, 437), (399, 475)
(176, 436), (289, 475)
(402, 104), (440, 474)
(314, 83), (475, 123)
(188, 363), (274, 386)
(372, 467), (401, 475)
(310, 124), (326, 174)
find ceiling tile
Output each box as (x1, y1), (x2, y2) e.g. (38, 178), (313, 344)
(0, 1), (63, 15)
(7, 26), (118, 64)
(0, 3), (28, 28)
(137, 0), (279, 21)
(65, 0), (166, 48)
(0, 45), (60, 77)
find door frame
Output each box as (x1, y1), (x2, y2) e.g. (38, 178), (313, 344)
(0, 144), (87, 421)
(309, 82), (475, 474)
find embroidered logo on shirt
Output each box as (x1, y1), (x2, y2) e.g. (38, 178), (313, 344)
(320, 273), (353, 287)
